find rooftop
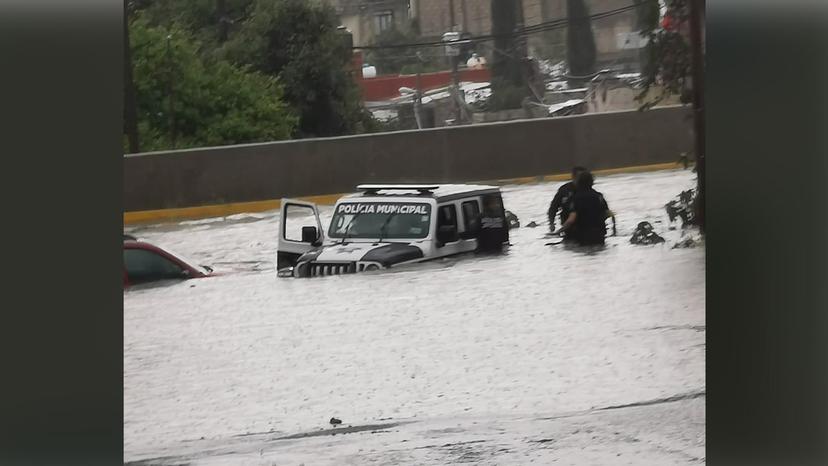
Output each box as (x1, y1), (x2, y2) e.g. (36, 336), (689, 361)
(341, 183), (500, 200)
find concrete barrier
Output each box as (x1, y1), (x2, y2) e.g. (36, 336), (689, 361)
(124, 106), (692, 215)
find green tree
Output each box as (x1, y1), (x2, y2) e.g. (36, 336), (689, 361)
(221, 0), (376, 138)
(637, 0), (692, 108)
(130, 0), (254, 48)
(128, 15), (295, 152)
(637, 0), (704, 231)
(566, 0), (596, 87)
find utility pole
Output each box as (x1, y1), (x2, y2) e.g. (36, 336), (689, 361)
(452, 53), (460, 123)
(124, 0), (140, 153)
(414, 51), (424, 129)
(688, 0), (705, 231)
(515, 0), (525, 54)
(452, 55), (464, 123)
(515, 0), (527, 84)
(443, 31), (462, 124)
(447, 0), (458, 124)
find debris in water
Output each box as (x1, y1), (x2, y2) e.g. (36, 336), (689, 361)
(665, 189), (697, 227)
(329, 417), (342, 426)
(672, 237), (699, 249)
(630, 222), (665, 245)
(525, 221), (539, 228)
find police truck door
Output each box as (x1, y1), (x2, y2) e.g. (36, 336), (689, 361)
(435, 203), (477, 257)
(277, 199), (324, 270)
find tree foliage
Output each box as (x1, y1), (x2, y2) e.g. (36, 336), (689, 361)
(637, 0), (693, 108)
(130, 0), (253, 47)
(220, 0), (376, 138)
(128, 15), (295, 152)
(126, 0), (378, 147)
(566, 0), (597, 87)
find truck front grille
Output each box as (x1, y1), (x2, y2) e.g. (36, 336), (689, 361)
(309, 262), (356, 277)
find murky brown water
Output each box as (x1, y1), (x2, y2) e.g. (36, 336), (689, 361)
(125, 169), (705, 464)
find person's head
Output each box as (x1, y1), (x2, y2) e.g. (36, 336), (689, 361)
(575, 170), (594, 190)
(571, 166), (587, 181)
(484, 196), (502, 213)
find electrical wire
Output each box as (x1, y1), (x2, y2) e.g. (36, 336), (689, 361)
(352, 0), (654, 50)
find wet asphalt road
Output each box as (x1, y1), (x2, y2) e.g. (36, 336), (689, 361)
(124, 169), (705, 464)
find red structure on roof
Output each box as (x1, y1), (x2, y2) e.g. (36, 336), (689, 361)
(357, 68), (491, 102)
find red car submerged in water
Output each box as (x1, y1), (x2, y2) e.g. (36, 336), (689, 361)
(123, 235), (215, 288)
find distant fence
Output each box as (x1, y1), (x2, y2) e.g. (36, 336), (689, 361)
(359, 68), (492, 101)
(124, 106), (693, 213)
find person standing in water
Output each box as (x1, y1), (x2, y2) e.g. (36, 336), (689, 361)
(548, 166), (587, 235)
(553, 171), (612, 246)
(476, 194), (510, 251)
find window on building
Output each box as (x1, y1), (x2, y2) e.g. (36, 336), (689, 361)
(374, 11), (393, 33)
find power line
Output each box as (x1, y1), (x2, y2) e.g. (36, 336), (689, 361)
(353, 0), (652, 50)
(518, 2), (645, 35)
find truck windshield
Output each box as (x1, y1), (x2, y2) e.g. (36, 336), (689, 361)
(328, 202), (432, 239)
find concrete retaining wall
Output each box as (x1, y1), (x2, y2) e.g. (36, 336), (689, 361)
(124, 106), (693, 212)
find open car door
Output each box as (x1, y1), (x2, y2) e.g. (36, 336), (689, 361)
(277, 198), (324, 273)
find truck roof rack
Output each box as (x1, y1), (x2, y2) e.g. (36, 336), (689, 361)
(356, 184), (439, 195)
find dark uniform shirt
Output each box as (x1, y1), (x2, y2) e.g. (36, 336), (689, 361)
(548, 182), (576, 230)
(477, 209), (509, 251)
(565, 188), (609, 245)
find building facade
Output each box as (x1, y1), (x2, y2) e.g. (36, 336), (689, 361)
(412, 0), (641, 66)
(325, 0), (413, 47)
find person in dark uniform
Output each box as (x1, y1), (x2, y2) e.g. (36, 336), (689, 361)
(552, 171), (612, 246)
(548, 166), (587, 234)
(476, 194), (510, 251)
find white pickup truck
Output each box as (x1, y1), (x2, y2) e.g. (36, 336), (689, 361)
(277, 184), (510, 278)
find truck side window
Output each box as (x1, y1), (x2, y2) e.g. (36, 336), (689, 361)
(436, 204), (459, 243)
(481, 193), (505, 216)
(438, 204), (457, 228)
(460, 200), (481, 239)
(284, 203), (317, 242)
(461, 200), (480, 230)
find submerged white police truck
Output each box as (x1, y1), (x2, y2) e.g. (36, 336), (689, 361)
(277, 184), (510, 278)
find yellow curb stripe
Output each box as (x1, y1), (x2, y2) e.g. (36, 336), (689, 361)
(590, 162), (682, 177)
(124, 193), (344, 225)
(124, 161), (683, 225)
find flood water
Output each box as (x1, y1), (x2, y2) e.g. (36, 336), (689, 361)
(124, 169), (705, 465)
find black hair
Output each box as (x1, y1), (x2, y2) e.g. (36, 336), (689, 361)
(576, 170), (594, 189)
(572, 166), (587, 177)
